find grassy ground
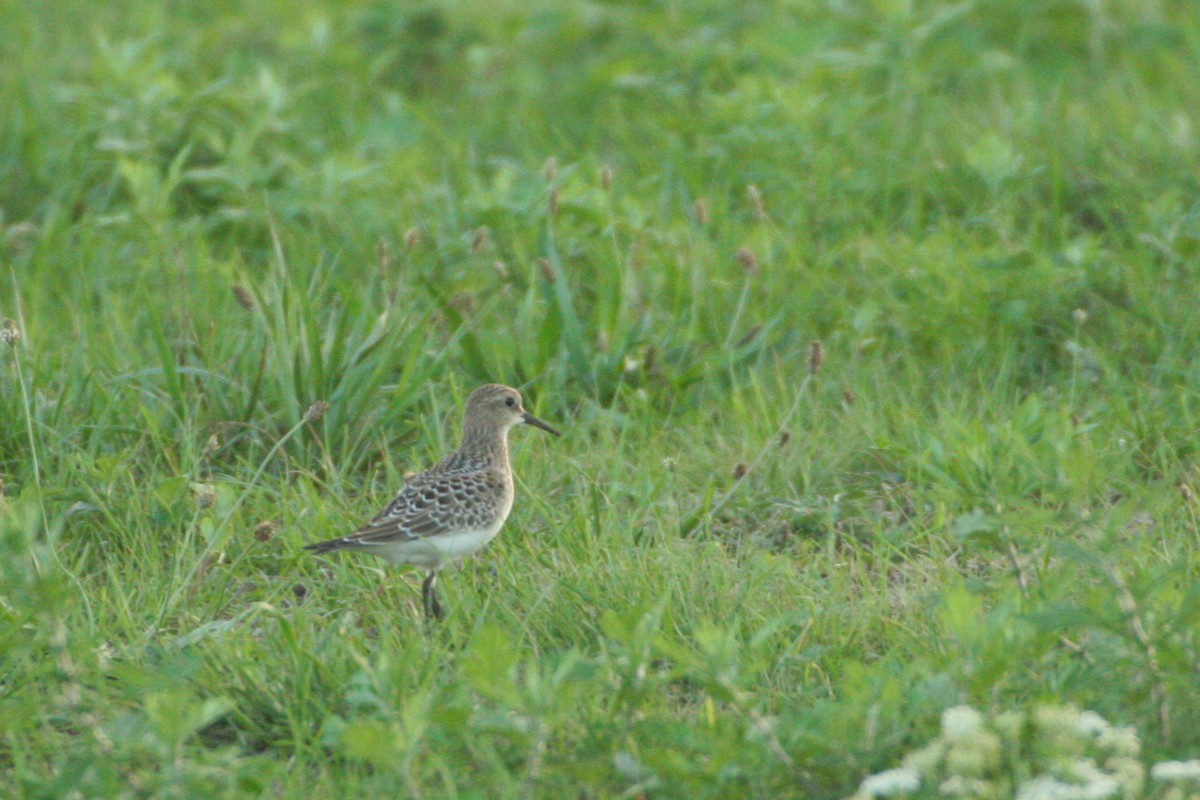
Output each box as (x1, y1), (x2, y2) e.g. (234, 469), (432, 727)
(3, 0), (1200, 797)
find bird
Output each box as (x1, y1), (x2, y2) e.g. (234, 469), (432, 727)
(304, 384), (561, 619)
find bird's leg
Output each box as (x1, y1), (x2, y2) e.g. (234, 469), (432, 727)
(422, 570), (444, 620)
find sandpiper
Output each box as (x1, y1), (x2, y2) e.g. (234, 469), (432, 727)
(304, 384), (561, 619)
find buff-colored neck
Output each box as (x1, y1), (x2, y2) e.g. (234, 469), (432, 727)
(458, 420), (512, 463)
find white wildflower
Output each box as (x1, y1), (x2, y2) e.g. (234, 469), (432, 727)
(1079, 778), (1119, 799)
(1096, 725), (1140, 758)
(942, 706), (985, 742)
(1017, 776), (1087, 800)
(901, 740), (945, 774)
(857, 767), (921, 797)
(1152, 761), (1200, 782)
(945, 729), (1002, 776)
(1065, 757), (1108, 782)
(1075, 711), (1112, 738)
(1105, 758), (1144, 796)
(845, 705), (1152, 800)
(938, 775), (994, 797)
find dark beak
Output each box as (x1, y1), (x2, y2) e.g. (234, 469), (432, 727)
(522, 411), (562, 436)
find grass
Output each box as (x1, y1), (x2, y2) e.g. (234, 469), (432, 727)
(3, 0), (1200, 796)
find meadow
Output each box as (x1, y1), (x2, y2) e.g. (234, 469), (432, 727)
(3, 0), (1200, 797)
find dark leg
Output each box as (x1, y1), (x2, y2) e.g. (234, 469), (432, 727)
(421, 571), (444, 620)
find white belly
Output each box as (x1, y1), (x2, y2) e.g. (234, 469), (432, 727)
(371, 518), (507, 568)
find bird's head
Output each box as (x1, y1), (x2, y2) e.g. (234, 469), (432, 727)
(463, 384), (561, 437)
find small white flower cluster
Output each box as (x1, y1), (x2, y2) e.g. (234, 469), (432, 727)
(1152, 761), (1200, 781)
(845, 705), (1146, 800)
(856, 767), (920, 798)
(1151, 760), (1200, 800)
(0, 318), (20, 345)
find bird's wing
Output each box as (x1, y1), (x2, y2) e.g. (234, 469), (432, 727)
(339, 467), (496, 545)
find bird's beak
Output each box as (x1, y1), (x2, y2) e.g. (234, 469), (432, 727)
(522, 411), (562, 436)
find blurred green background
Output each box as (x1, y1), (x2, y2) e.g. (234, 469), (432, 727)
(3, 1), (1200, 797)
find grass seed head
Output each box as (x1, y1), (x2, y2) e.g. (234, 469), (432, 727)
(843, 389), (855, 405)
(542, 156), (557, 181)
(629, 240), (643, 271)
(1181, 483), (1194, 503)
(304, 401), (329, 423)
(492, 260), (510, 280)
(732, 462), (748, 480)
(195, 485), (216, 510)
(809, 340), (824, 375)
(549, 186), (559, 217)
(377, 237), (391, 270)
(1073, 308), (1089, 326)
(404, 226), (422, 250)
(694, 198), (709, 226)
(232, 284), (254, 312)
(736, 324), (761, 348)
(471, 226), (489, 253)
(6, 221), (38, 254)
(735, 247), (759, 276)
(538, 258), (556, 283)
(202, 434), (220, 458)
(600, 163), (613, 190)
(1, 319), (21, 346)
(747, 184), (766, 221)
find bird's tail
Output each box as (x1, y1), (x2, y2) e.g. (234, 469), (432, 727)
(303, 538), (350, 555)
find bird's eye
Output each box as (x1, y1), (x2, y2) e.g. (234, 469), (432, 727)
(505, 397), (516, 407)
